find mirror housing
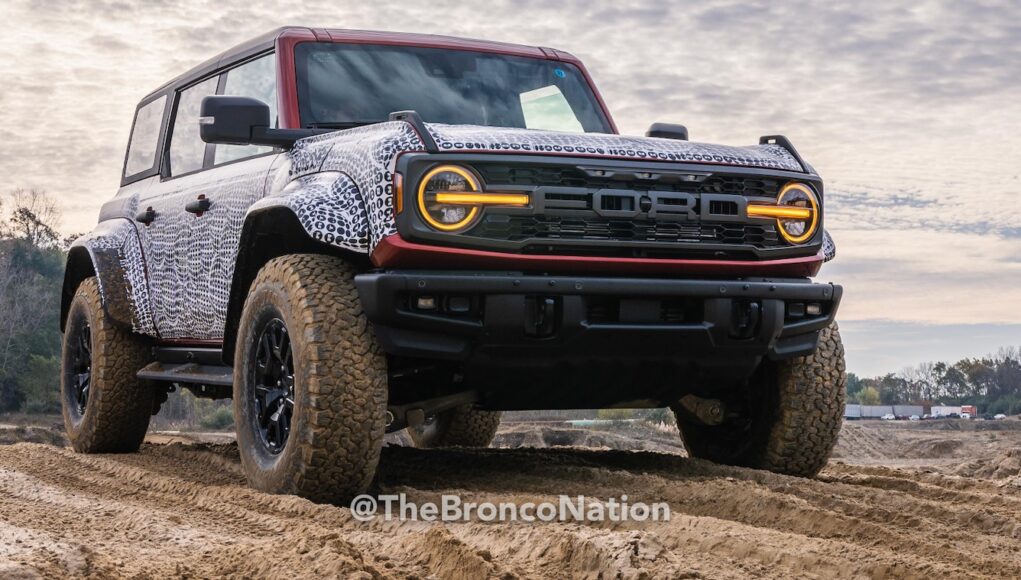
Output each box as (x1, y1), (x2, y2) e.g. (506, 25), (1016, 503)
(199, 96), (323, 149)
(645, 123), (689, 141)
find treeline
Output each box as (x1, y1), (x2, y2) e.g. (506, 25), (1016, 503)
(847, 348), (1021, 415)
(0, 190), (67, 413)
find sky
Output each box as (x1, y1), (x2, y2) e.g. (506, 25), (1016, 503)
(0, 0), (1019, 375)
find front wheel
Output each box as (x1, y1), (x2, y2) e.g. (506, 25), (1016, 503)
(673, 322), (846, 477)
(233, 254), (388, 503)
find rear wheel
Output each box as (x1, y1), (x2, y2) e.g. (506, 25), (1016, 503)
(61, 277), (153, 453)
(233, 254), (387, 503)
(673, 322), (846, 477)
(408, 404), (501, 448)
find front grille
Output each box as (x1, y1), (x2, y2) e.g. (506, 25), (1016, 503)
(473, 216), (779, 247)
(465, 162), (787, 251)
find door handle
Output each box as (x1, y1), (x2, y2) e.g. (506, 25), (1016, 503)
(185, 195), (211, 216)
(135, 206), (156, 225)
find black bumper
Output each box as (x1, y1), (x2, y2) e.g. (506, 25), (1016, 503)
(355, 271), (841, 368)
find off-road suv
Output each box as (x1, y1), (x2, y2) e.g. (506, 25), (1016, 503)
(61, 27), (844, 502)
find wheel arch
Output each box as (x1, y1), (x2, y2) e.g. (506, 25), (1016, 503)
(61, 246), (96, 332)
(61, 219), (155, 335)
(222, 205), (370, 363)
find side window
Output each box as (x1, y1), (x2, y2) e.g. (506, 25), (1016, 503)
(124, 96), (167, 177)
(168, 76), (219, 176)
(214, 53), (277, 165)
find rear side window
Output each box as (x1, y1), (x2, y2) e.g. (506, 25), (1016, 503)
(124, 96), (167, 177)
(214, 54), (278, 165)
(168, 76), (218, 176)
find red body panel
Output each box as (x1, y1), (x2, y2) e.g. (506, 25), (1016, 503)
(274, 28), (618, 133)
(372, 235), (823, 278)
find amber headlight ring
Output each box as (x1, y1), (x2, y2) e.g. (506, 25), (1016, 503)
(747, 182), (820, 245)
(416, 164), (530, 233)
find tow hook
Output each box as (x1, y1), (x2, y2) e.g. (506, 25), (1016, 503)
(678, 394), (726, 426)
(524, 296), (558, 338)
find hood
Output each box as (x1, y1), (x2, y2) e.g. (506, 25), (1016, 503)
(423, 123), (804, 173)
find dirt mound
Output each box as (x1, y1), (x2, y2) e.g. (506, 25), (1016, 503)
(954, 448), (1021, 481)
(0, 425), (66, 447)
(903, 438), (966, 458)
(831, 421), (897, 459)
(1, 429), (1020, 578)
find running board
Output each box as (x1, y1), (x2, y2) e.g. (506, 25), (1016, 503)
(137, 362), (233, 386)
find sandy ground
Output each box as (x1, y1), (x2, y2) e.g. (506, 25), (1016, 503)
(1, 418), (1020, 579)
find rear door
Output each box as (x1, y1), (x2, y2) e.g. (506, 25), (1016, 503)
(136, 53), (281, 341)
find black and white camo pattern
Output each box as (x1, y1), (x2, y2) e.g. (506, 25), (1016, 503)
(283, 121), (424, 248)
(822, 230), (836, 262)
(134, 161), (273, 340)
(426, 124), (804, 172)
(277, 172), (370, 250)
(71, 221), (156, 336)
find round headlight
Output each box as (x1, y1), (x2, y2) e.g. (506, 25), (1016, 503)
(775, 183), (819, 244)
(417, 165), (482, 232)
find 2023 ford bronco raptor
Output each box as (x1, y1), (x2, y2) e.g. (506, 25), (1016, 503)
(61, 27), (844, 502)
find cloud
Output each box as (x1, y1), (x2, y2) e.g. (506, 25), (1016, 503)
(0, 0), (1018, 361)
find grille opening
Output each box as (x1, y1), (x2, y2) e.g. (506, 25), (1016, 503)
(600, 195), (634, 212)
(586, 297), (703, 324)
(709, 199), (739, 216)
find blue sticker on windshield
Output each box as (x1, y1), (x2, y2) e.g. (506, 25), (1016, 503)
(554, 68), (566, 78)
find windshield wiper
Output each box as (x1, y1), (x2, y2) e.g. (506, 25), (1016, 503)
(308, 121), (379, 129)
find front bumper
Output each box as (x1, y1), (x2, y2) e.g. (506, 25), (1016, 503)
(355, 271), (841, 369)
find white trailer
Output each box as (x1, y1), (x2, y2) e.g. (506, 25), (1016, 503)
(861, 405), (894, 419)
(931, 405), (962, 418)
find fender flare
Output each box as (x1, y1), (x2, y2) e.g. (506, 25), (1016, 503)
(221, 177), (372, 361)
(270, 171), (374, 253)
(61, 219), (156, 335)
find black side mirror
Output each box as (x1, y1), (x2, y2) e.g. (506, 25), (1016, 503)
(200, 96), (323, 149)
(645, 123), (689, 141)
(200, 96), (270, 145)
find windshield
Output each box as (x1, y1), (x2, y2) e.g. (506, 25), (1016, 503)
(295, 43), (612, 133)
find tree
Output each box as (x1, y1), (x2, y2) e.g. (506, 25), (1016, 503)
(0, 189), (65, 413)
(858, 386), (881, 405)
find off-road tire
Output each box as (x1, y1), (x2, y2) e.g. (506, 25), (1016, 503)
(673, 322), (846, 477)
(61, 277), (153, 453)
(233, 254), (387, 503)
(408, 404), (502, 448)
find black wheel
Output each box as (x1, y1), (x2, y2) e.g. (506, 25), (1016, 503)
(408, 404), (501, 448)
(673, 322), (846, 477)
(61, 277), (153, 452)
(250, 318), (294, 454)
(234, 254), (388, 503)
(68, 321), (92, 416)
